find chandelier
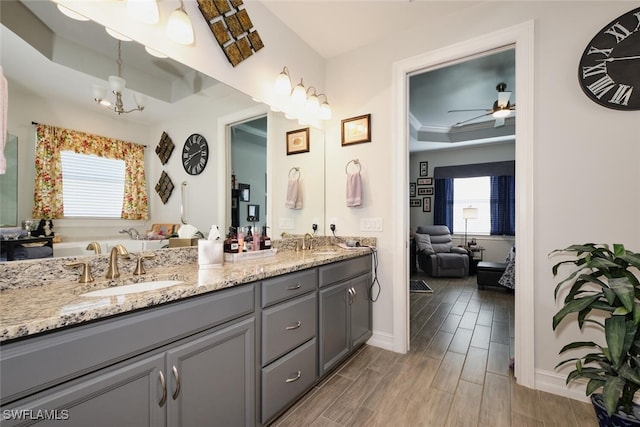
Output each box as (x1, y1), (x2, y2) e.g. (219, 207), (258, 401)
(92, 41), (146, 115)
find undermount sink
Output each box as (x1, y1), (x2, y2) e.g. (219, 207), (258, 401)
(80, 280), (184, 297)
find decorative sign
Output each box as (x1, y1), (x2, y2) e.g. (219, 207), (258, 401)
(155, 131), (175, 165)
(197, 0), (264, 67)
(155, 171), (175, 204)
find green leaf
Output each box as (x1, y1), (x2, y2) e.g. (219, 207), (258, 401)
(613, 244), (626, 258)
(553, 295), (602, 330)
(603, 376), (625, 416)
(619, 252), (640, 270)
(618, 365), (640, 386)
(559, 341), (599, 353)
(610, 277), (635, 313)
(586, 379), (606, 395)
(606, 316), (627, 369)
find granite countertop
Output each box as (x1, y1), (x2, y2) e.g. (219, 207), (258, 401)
(0, 247), (374, 343)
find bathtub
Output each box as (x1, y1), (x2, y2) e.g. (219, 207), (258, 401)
(53, 239), (168, 257)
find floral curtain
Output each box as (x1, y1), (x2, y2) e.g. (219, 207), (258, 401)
(32, 124), (149, 220)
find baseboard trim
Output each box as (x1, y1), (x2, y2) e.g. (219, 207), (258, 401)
(535, 369), (589, 403)
(366, 331), (396, 352)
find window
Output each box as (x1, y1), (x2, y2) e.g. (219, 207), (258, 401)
(452, 176), (491, 235)
(60, 151), (125, 218)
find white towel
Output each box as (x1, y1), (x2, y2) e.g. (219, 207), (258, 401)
(0, 66), (7, 175)
(346, 172), (362, 207)
(285, 178), (303, 209)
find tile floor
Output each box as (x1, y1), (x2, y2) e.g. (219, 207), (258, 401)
(271, 274), (597, 426)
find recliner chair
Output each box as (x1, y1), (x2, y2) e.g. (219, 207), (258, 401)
(414, 225), (469, 277)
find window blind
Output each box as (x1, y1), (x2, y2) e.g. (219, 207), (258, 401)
(60, 151), (125, 218)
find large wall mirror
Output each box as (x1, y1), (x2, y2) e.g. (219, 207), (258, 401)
(1, 1), (325, 259)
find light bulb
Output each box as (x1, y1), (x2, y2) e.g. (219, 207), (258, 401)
(291, 80), (307, 106)
(167, 7), (195, 45)
(274, 70), (292, 95)
(306, 94), (320, 114)
(109, 76), (126, 93)
(92, 84), (107, 101)
(319, 102), (332, 120)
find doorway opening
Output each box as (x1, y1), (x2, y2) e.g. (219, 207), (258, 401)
(392, 21), (535, 387)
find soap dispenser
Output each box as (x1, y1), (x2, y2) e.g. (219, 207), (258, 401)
(260, 225), (271, 250)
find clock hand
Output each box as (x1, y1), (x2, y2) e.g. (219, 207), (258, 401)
(597, 55), (640, 62)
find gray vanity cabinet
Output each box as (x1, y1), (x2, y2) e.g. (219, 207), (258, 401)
(318, 255), (373, 377)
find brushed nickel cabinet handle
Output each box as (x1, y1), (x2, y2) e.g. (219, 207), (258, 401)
(351, 287), (357, 304)
(158, 371), (167, 407)
(286, 284), (302, 290)
(172, 365), (181, 400)
(285, 321), (302, 330)
(285, 371), (301, 383)
(347, 288), (354, 305)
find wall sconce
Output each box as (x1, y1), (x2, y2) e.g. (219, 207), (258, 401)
(166, 0), (195, 45)
(273, 67), (332, 123)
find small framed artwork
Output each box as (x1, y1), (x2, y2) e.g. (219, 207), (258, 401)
(341, 114), (371, 146)
(238, 183), (250, 202)
(410, 183), (416, 197)
(247, 204), (260, 222)
(286, 128), (310, 155)
(419, 161), (428, 177)
(417, 177), (433, 186)
(417, 187), (433, 196)
(423, 197), (432, 212)
(410, 199), (422, 208)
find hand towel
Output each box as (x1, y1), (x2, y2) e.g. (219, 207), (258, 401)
(285, 178), (303, 209)
(346, 172), (362, 207)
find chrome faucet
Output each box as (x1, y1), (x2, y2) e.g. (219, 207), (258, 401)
(119, 228), (140, 240)
(303, 233), (314, 251)
(106, 244), (129, 279)
(86, 241), (102, 254)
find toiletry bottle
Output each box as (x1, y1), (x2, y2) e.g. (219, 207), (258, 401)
(260, 225), (271, 250)
(224, 227), (239, 253)
(246, 226), (253, 251)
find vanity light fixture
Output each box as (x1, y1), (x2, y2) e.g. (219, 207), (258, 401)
(126, 0), (159, 25)
(273, 67), (332, 122)
(93, 41), (146, 115)
(166, 0), (195, 45)
(56, 4), (89, 21)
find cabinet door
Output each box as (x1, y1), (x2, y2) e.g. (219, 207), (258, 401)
(350, 274), (373, 348)
(318, 282), (350, 377)
(1, 354), (165, 427)
(165, 317), (255, 427)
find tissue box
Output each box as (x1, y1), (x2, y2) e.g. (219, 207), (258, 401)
(168, 238), (200, 248)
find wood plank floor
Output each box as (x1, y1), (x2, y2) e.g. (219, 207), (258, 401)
(271, 274), (597, 426)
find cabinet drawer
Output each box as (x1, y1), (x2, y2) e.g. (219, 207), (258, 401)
(262, 268), (317, 307)
(262, 338), (317, 423)
(262, 293), (316, 365)
(319, 254), (371, 288)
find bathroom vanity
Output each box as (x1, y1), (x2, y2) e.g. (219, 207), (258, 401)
(0, 246), (374, 426)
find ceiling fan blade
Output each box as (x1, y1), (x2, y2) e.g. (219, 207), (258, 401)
(494, 117), (505, 127)
(448, 108), (492, 113)
(453, 111), (492, 127)
(497, 91), (512, 108)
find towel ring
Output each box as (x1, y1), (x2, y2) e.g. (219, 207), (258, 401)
(289, 167), (301, 179)
(345, 159), (361, 175)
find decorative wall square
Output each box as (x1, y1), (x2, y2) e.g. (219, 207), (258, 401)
(155, 131), (174, 165)
(155, 171), (175, 204)
(197, 0), (263, 67)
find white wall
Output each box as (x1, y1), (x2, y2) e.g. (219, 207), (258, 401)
(323, 0), (639, 395)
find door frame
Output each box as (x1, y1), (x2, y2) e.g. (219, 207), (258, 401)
(391, 20), (535, 387)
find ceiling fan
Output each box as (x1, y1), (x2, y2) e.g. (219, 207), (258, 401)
(449, 82), (516, 127)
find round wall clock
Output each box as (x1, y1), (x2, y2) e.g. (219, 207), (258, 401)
(578, 7), (640, 110)
(182, 133), (209, 175)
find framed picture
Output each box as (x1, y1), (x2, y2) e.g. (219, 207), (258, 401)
(417, 187), (433, 196)
(423, 197), (431, 212)
(410, 199), (421, 207)
(247, 204), (260, 222)
(238, 183), (250, 202)
(409, 183), (416, 197)
(286, 128), (310, 155)
(341, 114), (371, 146)
(417, 177), (433, 186)
(419, 161), (428, 177)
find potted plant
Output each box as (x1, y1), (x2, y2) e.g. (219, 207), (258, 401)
(552, 243), (640, 426)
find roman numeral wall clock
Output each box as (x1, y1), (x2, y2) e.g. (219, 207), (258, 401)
(578, 7), (640, 110)
(182, 133), (209, 176)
